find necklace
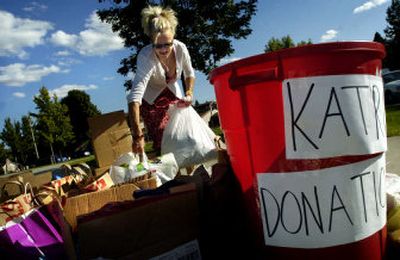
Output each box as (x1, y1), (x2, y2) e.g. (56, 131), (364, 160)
(159, 53), (176, 78)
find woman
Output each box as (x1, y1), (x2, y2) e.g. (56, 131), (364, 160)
(127, 5), (195, 156)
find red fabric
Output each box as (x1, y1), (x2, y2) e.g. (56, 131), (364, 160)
(141, 87), (179, 152)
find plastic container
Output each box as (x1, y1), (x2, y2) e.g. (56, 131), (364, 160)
(210, 42), (387, 259)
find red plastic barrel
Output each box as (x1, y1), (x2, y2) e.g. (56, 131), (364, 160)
(210, 42), (387, 259)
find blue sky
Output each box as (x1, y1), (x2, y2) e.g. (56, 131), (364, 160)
(0, 0), (391, 130)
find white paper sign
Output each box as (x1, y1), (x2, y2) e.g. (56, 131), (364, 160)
(283, 74), (387, 159)
(257, 154), (386, 248)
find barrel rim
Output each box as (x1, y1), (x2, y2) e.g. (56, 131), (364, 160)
(209, 41), (386, 83)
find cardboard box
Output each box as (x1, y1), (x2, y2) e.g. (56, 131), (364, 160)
(88, 110), (128, 138)
(63, 183), (140, 230)
(77, 188), (200, 260)
(63, 175), (158, 231)
(88, 111), (133, 168)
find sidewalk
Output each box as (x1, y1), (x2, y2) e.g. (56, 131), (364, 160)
(387, 136), (400, 175)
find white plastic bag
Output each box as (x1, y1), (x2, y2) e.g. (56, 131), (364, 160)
(161, 105), (217, 168)
(110, 152), (179, 186)
(109, 152), (150, 184)
(148, 153), (179, 181)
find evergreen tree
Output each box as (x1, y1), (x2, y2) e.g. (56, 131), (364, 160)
(0, 142), (11, 173)
(373, 32), (386, 44)
(61, 90), (101, 154)
(97, 0), (257, 89)
(384, 0), (400, 69)
(0, 118), (21, 163)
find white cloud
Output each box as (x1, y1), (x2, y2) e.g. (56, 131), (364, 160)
(48, 84), (98, 98)
(56, 58), (81, 67)
(353, 0), (388, 14)
(0, 63), (61, 87)
(320, 29), (338, 42)
(50, 11), (124, 56)
(0, 10), (53, 58)
(23, 2), (48, 12)
(54, 50), (71, 56)
(50, 31), (78, 47)
(103, 76), (115, 81)
(13, 92), (26, 98)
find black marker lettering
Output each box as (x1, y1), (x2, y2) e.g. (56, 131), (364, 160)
(351, 171), (371, 223)
(260, 188), (281, 237)
(372, 85), (385, 140)
(287, 82), (319, 151)
(281, 191), (303, 234)
(329, 185), (353, 232)
(341, 85), (369, 135)
(301, 186), (324, 235)
(319, 87), (350, 138)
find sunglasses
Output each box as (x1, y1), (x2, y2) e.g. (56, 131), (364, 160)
(153, 42), (173, 49)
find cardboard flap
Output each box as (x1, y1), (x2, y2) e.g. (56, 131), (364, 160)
(88, 110), (128, 139)
(63, 183), (140, 230)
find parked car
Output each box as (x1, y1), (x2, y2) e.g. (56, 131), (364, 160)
(383, 70), (400, 104)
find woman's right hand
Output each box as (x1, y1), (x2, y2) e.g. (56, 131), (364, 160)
(132, 135), (145, 155)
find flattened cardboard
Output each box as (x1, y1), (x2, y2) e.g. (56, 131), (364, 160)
(88, 111), (133, 168)
(88, 110), (128, 138)
(77, 189), (199, 260)
(92, 128), (132, 168)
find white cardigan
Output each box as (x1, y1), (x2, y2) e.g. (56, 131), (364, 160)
(126, 39), (195, 105)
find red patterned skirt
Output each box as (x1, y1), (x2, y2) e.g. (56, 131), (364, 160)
(141, 88), (179, 152)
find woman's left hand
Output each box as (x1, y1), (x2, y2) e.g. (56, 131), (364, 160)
(177, 95), (192, 107)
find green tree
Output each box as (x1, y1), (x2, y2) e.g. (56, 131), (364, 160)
(373, 32), (386, 44)
(0, 142), (11, 173)
(20, 115), (40, 165)
(97, 0), (257, 89)
(32, 87), (74, 163)
(61, 90), (101, 154)
(297, 39), (313, 47)
(0, 116), (39, 166)
(0, 118), (21, 163)
(264, 37), (284, 52)
(383, 0), (400, 69)
(264, 35), (312, 52)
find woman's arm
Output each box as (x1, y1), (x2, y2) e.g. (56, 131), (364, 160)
(184, 76), (195, 98)
(128, 101), (145, 154)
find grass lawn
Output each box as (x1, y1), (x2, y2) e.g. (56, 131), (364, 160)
(386, 104), (400, 137)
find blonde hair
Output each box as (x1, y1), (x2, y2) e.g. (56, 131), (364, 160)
(141, 5), (178, 41)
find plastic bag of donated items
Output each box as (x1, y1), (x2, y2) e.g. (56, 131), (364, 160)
(109, 152), (179, 185)
(161, 105), (217, 168)
(109, 152), (150, 185)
